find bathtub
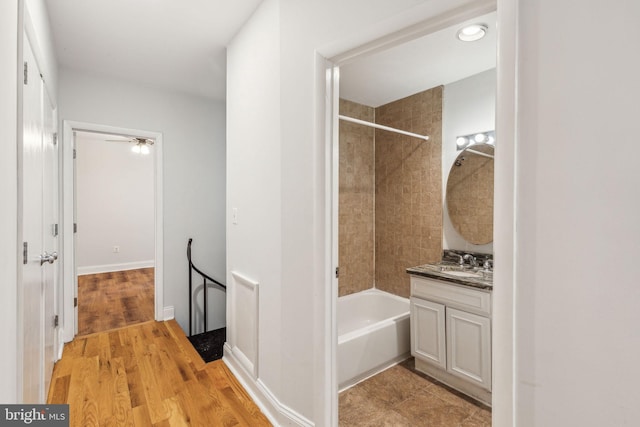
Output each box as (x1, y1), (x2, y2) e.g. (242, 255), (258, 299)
(338, 289), (411, 391)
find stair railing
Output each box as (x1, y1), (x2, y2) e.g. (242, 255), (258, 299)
(187, 238), (226, 336)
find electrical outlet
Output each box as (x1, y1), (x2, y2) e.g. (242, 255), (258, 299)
(113, 246), (120, 253)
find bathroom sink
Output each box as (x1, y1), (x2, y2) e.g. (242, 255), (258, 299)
(443, 270), (483, 278)
(407, 263), (493, 288)
(437, 265), (486, 278)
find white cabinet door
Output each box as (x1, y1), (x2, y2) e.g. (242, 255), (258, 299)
(446, 307), (492, 391)
(410, 297), (446, 369)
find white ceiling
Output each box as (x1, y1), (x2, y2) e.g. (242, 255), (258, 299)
(339, 11), (496, 107)
(44, 0), (263, 100)
(44, 2), (493, 104)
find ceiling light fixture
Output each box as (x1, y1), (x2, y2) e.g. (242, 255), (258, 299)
(456, 24), (488, 42)
(131, 140), (151, 155)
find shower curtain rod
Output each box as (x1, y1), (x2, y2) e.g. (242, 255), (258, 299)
(466, 148), (494, 159)
(339, 114), (430, 141)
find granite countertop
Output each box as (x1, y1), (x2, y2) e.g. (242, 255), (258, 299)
(406, 262), (493, 290)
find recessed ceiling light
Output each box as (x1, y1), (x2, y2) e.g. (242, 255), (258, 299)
(457, 24), (488, 42)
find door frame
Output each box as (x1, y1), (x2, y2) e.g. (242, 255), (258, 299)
(323, 0), (514, 424)
(61, 120), (164, 344)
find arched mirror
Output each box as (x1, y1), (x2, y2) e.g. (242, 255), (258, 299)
(446, 143), (494, 245)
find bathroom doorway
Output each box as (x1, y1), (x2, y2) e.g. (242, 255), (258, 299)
(328, 5), (498, 425)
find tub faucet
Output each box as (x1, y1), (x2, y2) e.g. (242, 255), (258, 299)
(463, 254), (477, 268)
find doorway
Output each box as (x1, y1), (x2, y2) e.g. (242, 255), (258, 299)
(74, 130), (156, 335)
(61, 122), (164, 343)
(327, 4), (498, 426)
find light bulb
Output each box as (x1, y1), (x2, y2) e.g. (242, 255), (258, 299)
(131, 144), (141, 153)
(140, 144), (150, 155)
(474, 133), (487, 143)
(456, 137), (468, 147)
(487, 135), (495, 145)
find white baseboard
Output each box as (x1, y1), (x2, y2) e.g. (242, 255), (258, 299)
(223, 344), (315, 427)
(163, 306), (175, 321)
(77, 260), (155, 276)
(56, 328), (64, 360)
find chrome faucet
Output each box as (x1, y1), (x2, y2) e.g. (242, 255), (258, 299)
(483, 259), (494, 271)
(453, 254), (464, 266)
(463, 254), (477, 268)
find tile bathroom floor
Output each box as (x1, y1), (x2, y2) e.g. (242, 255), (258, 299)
(339, 358), (491, 426)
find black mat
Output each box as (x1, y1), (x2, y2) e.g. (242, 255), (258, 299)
(187, 327), (226, 363)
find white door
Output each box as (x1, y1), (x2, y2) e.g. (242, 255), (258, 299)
(446, 307), (492, 391)
(42, 88), (58, 397)
(410, 297), (446, 369)
(22, 33), (58, 403)
(22, 34), (44, 404)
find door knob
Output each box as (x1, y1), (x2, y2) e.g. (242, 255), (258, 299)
(39, 252), (56, 265)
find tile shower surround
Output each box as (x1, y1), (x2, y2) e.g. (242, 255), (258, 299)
(339, 99), (375, 297)
(339, 88), (443, 298)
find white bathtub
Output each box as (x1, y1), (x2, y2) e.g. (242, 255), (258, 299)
(338, 289), (411, 391)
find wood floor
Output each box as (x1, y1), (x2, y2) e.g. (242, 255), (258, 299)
(48, 320), (272, 427)
(78, 268), (155, 336)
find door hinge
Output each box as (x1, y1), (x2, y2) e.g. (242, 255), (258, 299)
(54, 315), (59, 328)
(335, 266), (339, 278)
(74, 297), (78, 307)
(23, 242), (28, 264)
(73, 148), (77, 159)
(52, 223), (58, 237)
(53, 132), (58, 146)
(73, 223), (77, 233)
(23, 61), (28, 85)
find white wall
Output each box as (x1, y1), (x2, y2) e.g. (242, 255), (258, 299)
(75, 133), (155, 274)
(59, 68), (227, 331)
(226, 0), (283, 406)
(24, 0), (58, 105)
(227, 0), (493, 424)
(2, 0), (59, 403)
(443, 69), (495, 253)
(508, 0), (640, 425)
(0, 0), (20, 404)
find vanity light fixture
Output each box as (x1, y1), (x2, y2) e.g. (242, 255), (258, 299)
(455, 130), (496, 151)
(474, 133), (487, 143)
(456, 24), (488, 42)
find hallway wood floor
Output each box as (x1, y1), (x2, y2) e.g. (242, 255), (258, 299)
(78, 268), (155, 336)
(48, 320), (271, 426)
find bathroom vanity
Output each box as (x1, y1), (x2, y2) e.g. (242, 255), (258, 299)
(407, 258), (492, 405)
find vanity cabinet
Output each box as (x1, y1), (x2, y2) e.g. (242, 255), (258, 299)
(410, 298), (446, 369)
(409, 275), (492, 404)
(446, 307), (491, 389)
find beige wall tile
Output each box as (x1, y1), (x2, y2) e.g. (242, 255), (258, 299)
(339, 99), (375, 297)
(338, 88), (443, 299)
(375, 87), (443, 298)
